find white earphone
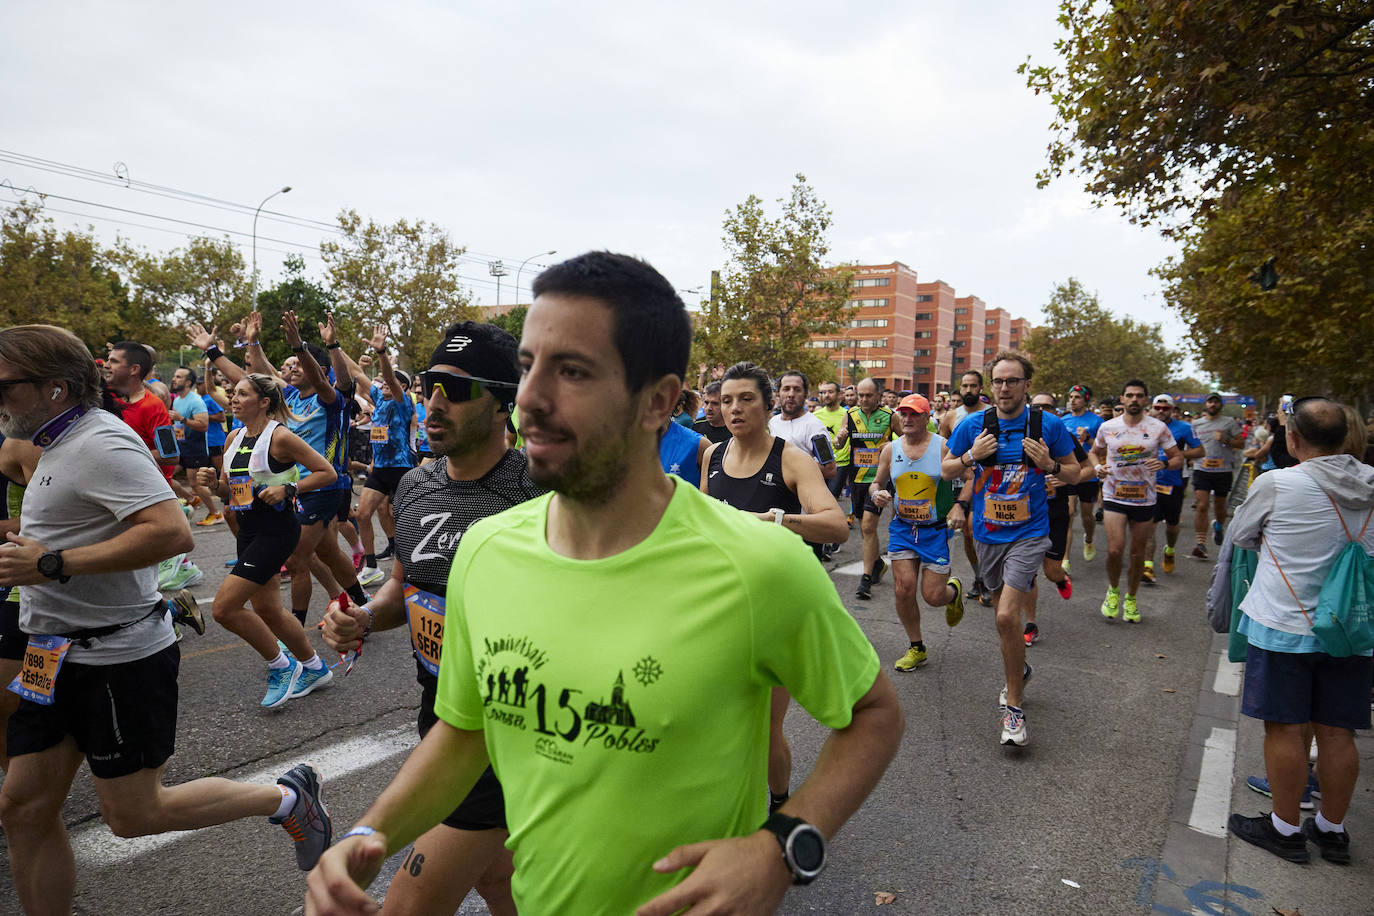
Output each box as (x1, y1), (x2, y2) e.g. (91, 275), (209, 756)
(51, 388), (61, 400)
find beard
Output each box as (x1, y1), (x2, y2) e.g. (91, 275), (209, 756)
(525, 408), (634, 506)
(962, 392), (980, 408)
(427, 400), (497, 462)
(0, 404), (47, 440)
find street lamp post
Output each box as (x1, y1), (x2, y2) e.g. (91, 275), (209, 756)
(514, 250), (557, 308)
(251, 185), (291, 312)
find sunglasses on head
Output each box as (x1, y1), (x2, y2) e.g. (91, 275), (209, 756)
(420, 369), (517, 403)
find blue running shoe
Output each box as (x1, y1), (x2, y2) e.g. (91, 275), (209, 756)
(1213, 519), (1224, 545)
(271, 764), (332, 871)
(1246, 774), (1314, 810)
(262, 659), (302, 708)
(290, 662), (334, 699)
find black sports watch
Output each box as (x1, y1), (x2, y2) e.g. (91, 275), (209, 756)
(762, 812), (826, 885)
(283, 482), (299, 501)
(37, 550), (70, 583)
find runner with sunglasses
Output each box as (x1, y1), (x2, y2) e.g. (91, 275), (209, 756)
(321, 323), (543, 915)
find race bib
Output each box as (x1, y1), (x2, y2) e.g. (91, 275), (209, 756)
(370, 425), (389, 443)
(897, 497), (933, 523)
(404, 585), (445, 677)
(854, 448), (879, 468)
(984, 493), (1029, 526)
(1045, 481), (1057, 499)
(1156, 484), (1173, 495)
(8, 634), (72, 706)
(1201, 457), (1224, 470)
(228, 475), (254, 511)
(1114, 482), (1149, 502)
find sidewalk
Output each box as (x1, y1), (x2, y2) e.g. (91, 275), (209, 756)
(1156, 633), (1374, 915)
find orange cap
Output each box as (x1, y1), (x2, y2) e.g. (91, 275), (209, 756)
(897, 394), (931, 414)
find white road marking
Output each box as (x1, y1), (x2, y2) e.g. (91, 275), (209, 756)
(70, 725), (419, 867)
(1187, 726), (1236, 838)
(1212, 660), (1243, 697)
(833, 561), (866, 576)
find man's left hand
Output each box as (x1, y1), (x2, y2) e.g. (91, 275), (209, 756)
(1143, 458), (1165, 472)
(636, 831), (791, 916)
(1022, 437), (1052, 471)
(0, 533), (50, 586)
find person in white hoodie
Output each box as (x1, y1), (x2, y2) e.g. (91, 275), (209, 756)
(1226, 397), (1374, 866)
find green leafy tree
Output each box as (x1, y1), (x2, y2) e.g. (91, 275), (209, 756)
(486, 305), (527, 342)
(122, 235), (251, 332)
(1023, 278), (1181, 399)
(320, 210), (476, 371)
(1022, 2), (1373, 405)
(254, 255), (349, 366)
(0, 201), (138, 347)
(696, 174), (853, 380)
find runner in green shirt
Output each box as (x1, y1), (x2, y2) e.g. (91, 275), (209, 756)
(845, 379), (899, 599)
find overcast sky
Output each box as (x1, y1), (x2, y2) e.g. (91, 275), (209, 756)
(3, 0), (1199, 376)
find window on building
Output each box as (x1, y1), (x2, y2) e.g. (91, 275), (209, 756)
(955, 307), (968, 314)
(853, 277), (891, 288)
(846, 298), (890, 308)
(985, 318), (996, 326)
(983, 347), (993, 355)
(913, 348), (931, 357)
(916, 294), (933, 302)
(848, 318), (889, 328)
(955, 323), (967, 331)
(914, 330), (933, 339)
(955, 356), (965, 365)
(854, 359), (887, 368)
(914, 312), (933, 321)
(913, 367), (930, 375)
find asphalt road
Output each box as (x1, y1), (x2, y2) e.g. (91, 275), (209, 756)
(0, 501), (1369, 915)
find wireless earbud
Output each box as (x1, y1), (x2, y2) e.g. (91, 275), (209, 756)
(50, 388), (61, 400)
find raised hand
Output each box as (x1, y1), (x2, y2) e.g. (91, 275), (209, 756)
(187, 323), (218, 352)
(318, 312), (340, 347)
(369, 324), (388, 352)
(282, 310), (303, 348)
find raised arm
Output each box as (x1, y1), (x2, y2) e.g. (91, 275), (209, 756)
(283, 311), (336, 405)
(187, 322), (246, 385)
(242, 311), (280, 379)
(318, 312), (357, 396)
(370, 324), (407, 403)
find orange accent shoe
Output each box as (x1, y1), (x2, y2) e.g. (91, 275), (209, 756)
(196, 512), (223, 527)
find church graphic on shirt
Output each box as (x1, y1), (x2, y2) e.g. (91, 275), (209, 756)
(584, 671), (636, 727)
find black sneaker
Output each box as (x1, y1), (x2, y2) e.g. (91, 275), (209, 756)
(271, 764), (333, 871)
(978, 583), (994, 608)
(1302, 817), (1351, 865)
(855, 574), (873, 600)
(871, 557), (887, 584)
(1228, 813), (1309, 863)
(377, 541), (395, 560)
(1094, 506), (1104, 523)
(968, 578), (984, 602)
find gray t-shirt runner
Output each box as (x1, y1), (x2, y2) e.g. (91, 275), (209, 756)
(1191, 415), (1242, 473)
(19, 408), (176, 664)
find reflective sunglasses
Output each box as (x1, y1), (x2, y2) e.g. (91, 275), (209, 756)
(420, 369), (517, 403)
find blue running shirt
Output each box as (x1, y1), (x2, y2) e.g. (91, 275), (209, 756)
(370, 382), (416, 469)
(1158, 419), (1199, 491)
(284, 384), (349, 490)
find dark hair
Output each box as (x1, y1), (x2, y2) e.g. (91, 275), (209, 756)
(304, 342), (330, 370)
(704, 381), (722, 397)
(1122, 378), (1149, 396)
(960, 370), (984, 386)
(989, 351), (1033, 381)
(778, 370), (809, 395)
(532, 251), (690, 391)
(1290, 397), (1348, 451)
(1032, 392), (1058, 408)
(721, 361), (772, 406)
(0, 325), (102, 410)
(112, 341), (153, 381)
(175, 366), (199, 386)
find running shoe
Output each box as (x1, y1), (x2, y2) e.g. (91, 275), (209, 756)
(1023, 622), (1038, 646)
(271, 764), (332, 871)
(163, 560), (204, 591)
(262, 659), (303, 709)
(358, 566), (384, 586)
(998, 663), (1033, 707)
(871, 557), (887, 584)
(156, 555), (181, 590)
(351, 547), (364, 571)
(1000, 705), (1028, 747)
(377, 541), (395, 560)
(945, 577), (964, 628)
(1056, 575), (1073, 600)
(1142, 563), (1156, 585)
(1162, 548), (1176, 575)
(967, 577), (983, 603)
(1062, 557), (1071, 575)
(1123, 593), (1140, 623)
(279, 564), (291, 583)
(1094, 506), (1103, 523)
(1101, 586), (1120, 620)
(1246, 775), (1316, 811)
(1083, 541), (1096, 562)
(195, 512), (223, 527)
(978, 579), (993, 607)
(893, 645), (927, 671)
(1191, 543), (1208, 560)
(855, 574), (873, 600)
(1302, 817), (1351, 866)
(847, 513), (855, 529)
(1227, 813), (1308, 864)
(169, 588), (205, 636)
(1213, 519), (1224, 545)
(290, 662), (334, 699)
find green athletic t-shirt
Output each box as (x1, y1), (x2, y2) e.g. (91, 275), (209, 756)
(813, 405), (850, 466)
(846, 406), (898, 484)
(436, 477), (880, 915)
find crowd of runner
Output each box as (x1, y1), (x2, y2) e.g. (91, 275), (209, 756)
(0, 250), (1369, 913)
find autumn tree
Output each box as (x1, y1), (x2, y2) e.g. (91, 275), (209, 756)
(695, 174), (853, 381)
(0, 201), (137, 347)
(320, 210), (476, 371)
(122, 235), (251, 332)
(1023, 278), (1181, 398)
(1022, 2), (1373, 403)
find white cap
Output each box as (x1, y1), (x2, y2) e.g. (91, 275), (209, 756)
(1153, 394), (1175, 407)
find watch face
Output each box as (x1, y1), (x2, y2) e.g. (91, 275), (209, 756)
(38, 553), (61, 577)
(789, 828), (825, 872)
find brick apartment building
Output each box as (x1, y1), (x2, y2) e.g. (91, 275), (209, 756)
(808, 261), (1033, 397)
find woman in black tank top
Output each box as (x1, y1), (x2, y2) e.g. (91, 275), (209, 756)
(706, 437), (802, 516)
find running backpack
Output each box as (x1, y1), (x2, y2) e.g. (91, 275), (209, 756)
(1264, 491), (1374, 658)
(978, 407), (1043, 468)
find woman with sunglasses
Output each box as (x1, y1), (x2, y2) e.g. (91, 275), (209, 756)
(194, 373), (338, 707)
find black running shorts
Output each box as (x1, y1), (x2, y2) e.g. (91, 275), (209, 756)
(1153, 486), (1186, 526)
(363, 465), (412, 498)
(179, 454), (214, 470)
(1103, 500), (1156, 524)
(1072, 479), (1101, 503)
(0, 597), (27, 661)
(7, 643), (179, 779)
(418, 672), (507, 830)
(232, 515), (302, 585)
(1045, 496), (1071, 561)
(1192, 469), (1233, 498)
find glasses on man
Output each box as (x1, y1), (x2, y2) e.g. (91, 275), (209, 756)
(0, 378), (41, 402)
(990, 377), (1025, 388)
(420, 369), (517, 403)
